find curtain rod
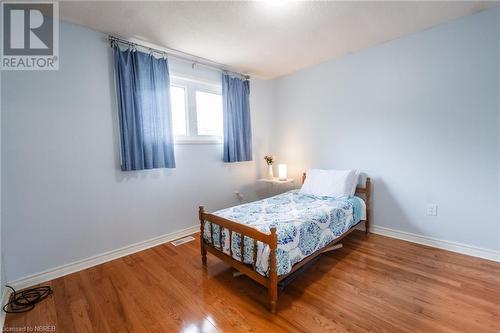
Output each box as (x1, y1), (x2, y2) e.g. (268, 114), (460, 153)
(108, 35), (250, 80)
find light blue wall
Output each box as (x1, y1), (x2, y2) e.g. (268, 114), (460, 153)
(272, 8), (500, 251)
(0, 64), (4, 298)
(1, 21), (273, 281)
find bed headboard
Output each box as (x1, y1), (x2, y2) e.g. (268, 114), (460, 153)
(302, 172), (372, 228)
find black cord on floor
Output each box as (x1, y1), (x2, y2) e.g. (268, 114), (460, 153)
(3, 285), (53, 313)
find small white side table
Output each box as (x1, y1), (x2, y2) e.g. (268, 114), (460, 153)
(257, 178), (295, 197)
(258, 178), (294, 185)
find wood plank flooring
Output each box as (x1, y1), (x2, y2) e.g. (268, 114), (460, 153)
(5, 231), (500, 332)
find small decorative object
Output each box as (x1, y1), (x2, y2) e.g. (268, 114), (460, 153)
(264, 155), (275, 179)
(278, 164), (287, 181)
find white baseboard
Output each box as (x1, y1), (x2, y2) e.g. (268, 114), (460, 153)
(9, 225), (199, 291)
(0, 286), (10, 331)
(7, 223), (499, 293)
(372, 225), (500, 262)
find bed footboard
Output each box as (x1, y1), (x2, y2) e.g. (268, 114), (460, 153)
(198, 206), (279, 313)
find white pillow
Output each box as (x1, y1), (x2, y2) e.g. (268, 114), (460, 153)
(300, 169), (357, 198)
(350, 171), (360, 197)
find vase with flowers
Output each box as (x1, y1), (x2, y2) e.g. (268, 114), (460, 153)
(264, 155), (275, 179)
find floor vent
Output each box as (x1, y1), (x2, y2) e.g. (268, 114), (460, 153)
(171, 236), (195, 246)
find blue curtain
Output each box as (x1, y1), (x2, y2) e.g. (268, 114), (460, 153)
(222, 74), (252, 162)
(113, 45), (175, 170)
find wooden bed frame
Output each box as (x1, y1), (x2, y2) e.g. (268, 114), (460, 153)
(199, 173), (371, 313)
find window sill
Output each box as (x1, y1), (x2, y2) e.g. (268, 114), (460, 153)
(174, 138), (223, 145)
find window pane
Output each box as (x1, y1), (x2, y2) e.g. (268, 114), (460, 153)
(170, 86), (187, 136)
(196, 91), (223, 136)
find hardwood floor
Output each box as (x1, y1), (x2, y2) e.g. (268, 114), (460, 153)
(5, 231), (500, 333)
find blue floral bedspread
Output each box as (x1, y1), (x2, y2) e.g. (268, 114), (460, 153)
(203, 190), (364, 277)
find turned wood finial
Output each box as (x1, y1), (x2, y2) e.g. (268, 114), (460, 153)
(268, 226), (278, 314)
(364, 177), (372, 236)
(199, 206), (207, 265)
(269, 227), (277, 247)
(365, 178), (371, 202)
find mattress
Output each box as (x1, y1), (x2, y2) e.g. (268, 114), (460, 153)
(203, 189), (365, 277)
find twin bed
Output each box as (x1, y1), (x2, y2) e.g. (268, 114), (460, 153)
(199, 172), (371, 313)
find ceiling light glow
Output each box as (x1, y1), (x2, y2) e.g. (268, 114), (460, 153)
(265, 0), (288, 7)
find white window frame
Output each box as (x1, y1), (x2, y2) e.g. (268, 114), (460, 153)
(171, 75), (223, 145)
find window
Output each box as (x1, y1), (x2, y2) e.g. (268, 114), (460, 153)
(170, 76), (223, 144)
(196, 91), (223, 136)
(170, 86), (187, 136)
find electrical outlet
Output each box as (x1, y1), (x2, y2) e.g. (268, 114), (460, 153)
(235, 192), (244, 202)
(427, 204), (438, 216)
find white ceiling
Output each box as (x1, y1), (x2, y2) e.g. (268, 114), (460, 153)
(60, 1), (499, 79)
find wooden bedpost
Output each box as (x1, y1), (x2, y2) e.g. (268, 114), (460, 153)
(302, 172), (306, 184)
(365, 177), (371, 235)
(268, 227), (278, 313)
(199, 206), (207, 265)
